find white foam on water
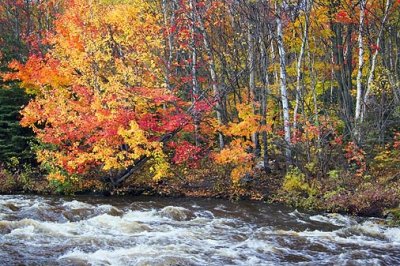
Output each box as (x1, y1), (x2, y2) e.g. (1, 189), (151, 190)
(59, 245), (206, 266)
(62, 200), (93, 209)
(95, 204), (123, 214)
(2, 210), (157, 241)
(385, 226), (400, 242)
(236, 237), (275, 253)
(0, 196), (34, 207)
(8, 224), (36, 238)
(309, 213), (354, 227)
(3, 218), (71, 238)
(83, 213), (152, 236)
(288, 209), (303, 217)
(287, 221), (400, 250)
(121, 209), (159, 223)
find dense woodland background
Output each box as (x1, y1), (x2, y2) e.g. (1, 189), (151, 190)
(0, 0), (399, 216)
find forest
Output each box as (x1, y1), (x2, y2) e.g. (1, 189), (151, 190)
(0, 0), (399, 218)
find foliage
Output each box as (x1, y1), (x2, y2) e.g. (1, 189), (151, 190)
(274, 167), (319, 208)
(384, 208), (400, 226)
(283, 167), (313, 195)
(213, 102), (264, 183)
(325, 181), (399, 216)
(0, 158), (39, 193)
(4, 0), (193, 184)
(344, 142), (367, 178)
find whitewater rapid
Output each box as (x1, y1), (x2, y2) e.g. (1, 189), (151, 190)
(0, 195), (399, 265)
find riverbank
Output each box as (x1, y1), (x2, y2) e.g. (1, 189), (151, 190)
(1, 164), (399, 225)
(0, 165), (276, 200)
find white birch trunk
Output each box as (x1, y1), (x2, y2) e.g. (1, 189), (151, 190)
(354, 0), (366, 140)
(260, 36), (270, 171)
(276, 4), (292, 163)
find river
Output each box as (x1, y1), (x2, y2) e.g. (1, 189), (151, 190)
(0, 195), (399, 265)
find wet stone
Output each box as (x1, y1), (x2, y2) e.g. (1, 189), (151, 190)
(4, 203), (20, 212)
(62, 209), (95, 222)
(0, 222), (12, 234)
(103, 206), (124, 217)
(159, 206), (195, 221)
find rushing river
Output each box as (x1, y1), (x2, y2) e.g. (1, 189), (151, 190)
(0, 195), (399, 265)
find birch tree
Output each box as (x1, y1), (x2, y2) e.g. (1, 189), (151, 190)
(275, 1), (292, 163)
(354, 0), (366, 141)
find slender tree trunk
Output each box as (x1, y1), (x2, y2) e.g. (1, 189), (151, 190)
(276, 3), (292, 163)
(389, 27), (400, 103)
(345, 25), (353, 101)
(260, 37), (270, 172)
(162, 0), (176, 91)
(196, 10), (225, 149)
(189, 0), (200, 146)
(395, 29), (400, 102)
(362, 0), (391, 122)
(247, 23), (261, 157)
(354, 0), (366, 141)
(293, 0), (310, 130)
(331, 22), (353, 135)
(270, 40), (279, 85)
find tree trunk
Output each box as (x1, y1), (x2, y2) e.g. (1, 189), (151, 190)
(331, 22), (353, 135)
(276, 3), (292, 163)
(248, 22), (261, 157)
(260, 36), (271, 172)
(354, 0), (366, 141)
(362, 0), (391, 122)
(293, 0), (310, 130)
(189, 0), (200, 146)
(161, 0), (176, 91)
(196, 9), (225, 149)
(107, 127), (183, 187)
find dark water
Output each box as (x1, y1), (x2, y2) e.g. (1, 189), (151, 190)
(0, 195), (399, 265)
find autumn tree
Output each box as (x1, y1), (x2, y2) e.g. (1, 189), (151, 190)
(5, 0), (195, 185)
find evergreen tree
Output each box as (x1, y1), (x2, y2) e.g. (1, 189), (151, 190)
(0, 85), (34, 164)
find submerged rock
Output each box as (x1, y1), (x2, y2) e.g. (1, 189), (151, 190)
(159, 206), (194, 221)
(4, 203), (20, 212)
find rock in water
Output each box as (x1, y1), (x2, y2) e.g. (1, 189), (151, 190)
(159, 206), (194, 221)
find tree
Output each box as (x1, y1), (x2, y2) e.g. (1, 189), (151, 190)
(0, 86), (34, 163)
(275, 1), (292, 163)
(354, 0), (366, 141)
(6, 0), (193, 185)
